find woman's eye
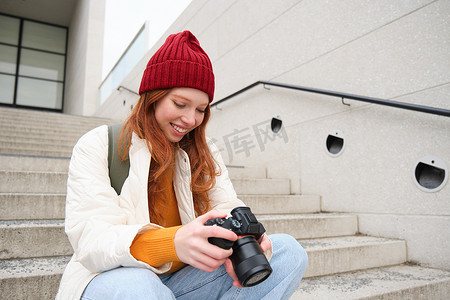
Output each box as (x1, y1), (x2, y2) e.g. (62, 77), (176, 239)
(174, 102), (185, 108)
(197, 108), (206, 113)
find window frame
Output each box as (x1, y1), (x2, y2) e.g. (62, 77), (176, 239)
(0, 13), (68, 112)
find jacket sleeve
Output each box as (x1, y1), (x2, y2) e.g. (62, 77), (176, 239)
(206, 139), (246, 213)
(64, 125), (170, 274)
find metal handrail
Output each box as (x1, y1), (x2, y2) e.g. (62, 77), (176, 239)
(211, 80), (450, 118)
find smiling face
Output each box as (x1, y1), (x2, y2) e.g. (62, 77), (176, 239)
(154, 87), (209, 143)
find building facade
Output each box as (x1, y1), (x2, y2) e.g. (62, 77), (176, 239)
(0, 0), (105, 115)
(1, 0), (449, 272)
(98, 0), (450, 271)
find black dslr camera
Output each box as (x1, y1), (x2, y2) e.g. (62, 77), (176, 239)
(204, 206), (272, 287)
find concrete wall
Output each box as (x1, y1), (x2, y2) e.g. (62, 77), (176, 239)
(64, 0), (105, 116)
(95, 0), (450, 269)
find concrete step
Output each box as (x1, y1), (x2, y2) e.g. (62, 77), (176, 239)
(0, 193), (319, 221)
(0, 192), (319, 220)
(0, 117), (111, 129)
(0, 214), (359, 260)
(0, 132), (79, 144)
(0, 140), (74, 152)
(0, 256), (70, 300)
(0, 220), (72, 259)
(0, 192), (320, 221)
(227, 165), (267, 179)
(259, 213), (358, 239)
(0, 193), (65, 220)
(292, 264), (450, 299)
(0, 128), (85, 141)
(241, 194), (320, 214)
(0, 147), (72, 157)
(300, 235), (406, 278)
(0, 106), (114, 125)
(232, 178), (291, 195)
(0, 112), (110, 123)
(0, 123), (99, 136)
(0, 171), (68, 193)
(0, 170), (292, 194)
(0, 154), (70, 172)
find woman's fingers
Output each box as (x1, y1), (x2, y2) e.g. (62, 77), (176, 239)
(174, 210), (237, 270)
(196, 209), (227, 224)
(259, 233), (272, 253)
(189, 235), (234, 260)
(203, 224), (238, 242)
(224, 259), (243, 288)
(189, 252), (228, 272)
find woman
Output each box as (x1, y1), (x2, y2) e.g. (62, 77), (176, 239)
(56, 30), (307, 300)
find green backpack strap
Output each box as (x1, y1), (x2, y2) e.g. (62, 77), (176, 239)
(108, 123), (130, 194)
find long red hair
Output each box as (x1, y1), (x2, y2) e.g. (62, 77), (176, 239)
(120, 89), (218, 221)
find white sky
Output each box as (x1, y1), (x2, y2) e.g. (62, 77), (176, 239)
(102, 0), (192, 79)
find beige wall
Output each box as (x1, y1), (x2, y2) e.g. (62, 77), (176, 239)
(64, 0), (105, 116)
(96, 0), (450, 269)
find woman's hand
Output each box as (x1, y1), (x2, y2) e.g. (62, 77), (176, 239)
(258, 233), (272, 253)
(224, 258), (243, 288)
(225, 233), (272, 288)
(174, 210), (238, 272)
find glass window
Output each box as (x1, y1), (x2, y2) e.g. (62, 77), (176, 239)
(0, 15), (20, 45)
(0, 44), (17, 74)
(19, 49), (65, 81)
(22, 21), (67, 54)
(16, 77), (63, 109)
(100, 25), (146, 103)
(1, 14), (67, 111)
(0, 74), (15, 104)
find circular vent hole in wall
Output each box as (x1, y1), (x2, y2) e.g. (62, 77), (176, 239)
(326, 130), (345, 156)
(413, 155), (448, 192)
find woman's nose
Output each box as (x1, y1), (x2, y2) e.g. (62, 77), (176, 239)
(180, 109), (196, 127)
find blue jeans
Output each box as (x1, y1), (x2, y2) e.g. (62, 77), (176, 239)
(81, 234), (307, 300)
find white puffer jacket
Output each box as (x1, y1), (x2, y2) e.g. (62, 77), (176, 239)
(56, 125), (247, 300)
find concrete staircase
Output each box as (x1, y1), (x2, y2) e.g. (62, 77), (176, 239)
(231, 168), (450, 299)
(1, 107), (449, 299)
(0, 107), (117, 299)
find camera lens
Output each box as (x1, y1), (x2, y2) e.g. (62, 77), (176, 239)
(231, 236), (272, 287)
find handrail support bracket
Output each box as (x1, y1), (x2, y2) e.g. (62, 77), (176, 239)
(341, 97), (351, 106)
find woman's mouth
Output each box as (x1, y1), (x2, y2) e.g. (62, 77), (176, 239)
(171, 123), (188, 134)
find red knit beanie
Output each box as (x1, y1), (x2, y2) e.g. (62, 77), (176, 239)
(139, 30), (215, 102)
